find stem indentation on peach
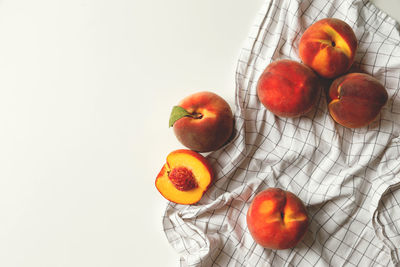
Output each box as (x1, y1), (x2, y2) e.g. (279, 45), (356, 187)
(323, 25), (352, 58)
(192, 112), (203, 119)
(168, 166), (198, 191)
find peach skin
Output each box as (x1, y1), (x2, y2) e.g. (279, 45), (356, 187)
(328, 72), (388, 128)
(256, 59), (320, 117)
(155, 149), (214, 205)
(299, 18), (358, 79)
(169, 91), (233, 152)
(247, 188), (309, 250)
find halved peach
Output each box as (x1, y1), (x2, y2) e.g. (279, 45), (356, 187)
(155, 149), (214, 205)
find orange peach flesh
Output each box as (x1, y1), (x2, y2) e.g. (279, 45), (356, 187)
(155, 150), (213, 205)
(247, 188), (309, 249)
(328, 73), (388, 128)
(299, 18), (357, 79)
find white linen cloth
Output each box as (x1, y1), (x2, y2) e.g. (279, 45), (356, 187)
(163, 0), (400, 265)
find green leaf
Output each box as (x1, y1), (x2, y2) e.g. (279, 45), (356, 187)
(169, 106), (192, 127)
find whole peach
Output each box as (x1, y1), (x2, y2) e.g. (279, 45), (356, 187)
(170, 91), (233, 152)
(299, 18), (358, 79)
(328, 72), (388, 128)
(256, 59), (320, 117)
(246, 188), (309, 250)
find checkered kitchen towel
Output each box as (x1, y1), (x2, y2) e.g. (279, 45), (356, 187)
(163, 0), (400, 266)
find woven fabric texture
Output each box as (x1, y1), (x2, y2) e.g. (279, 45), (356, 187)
(163, 0), (400, 265)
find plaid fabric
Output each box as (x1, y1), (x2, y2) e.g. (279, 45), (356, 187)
(163, 0), (400, 266)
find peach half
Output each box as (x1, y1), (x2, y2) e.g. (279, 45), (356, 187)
(299, 18), (358, 79)
(155, 149), (214, 205)
(328, 72), (388, 128)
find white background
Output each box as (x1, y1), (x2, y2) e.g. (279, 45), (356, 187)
(0, 0), (398, 266)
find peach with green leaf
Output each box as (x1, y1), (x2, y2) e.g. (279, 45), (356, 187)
(169, 91), (234, 152)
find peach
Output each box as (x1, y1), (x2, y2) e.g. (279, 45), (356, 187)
(169, 91), (234, 152)
(328, 72), (388, 128)
(299, 18), (358, 79)
(246, 188), (309, 250)
(256, 59), (320, 117)
(155, 149), (214, 205)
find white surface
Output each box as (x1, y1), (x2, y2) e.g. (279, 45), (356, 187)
(0, 1), (398, 267)
(371, 0), (400, 23)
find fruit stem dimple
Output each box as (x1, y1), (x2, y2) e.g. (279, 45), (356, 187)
(192, 113), (203, 119)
